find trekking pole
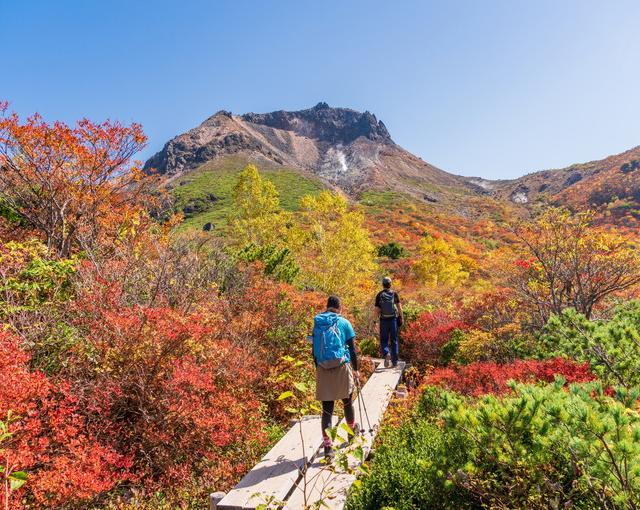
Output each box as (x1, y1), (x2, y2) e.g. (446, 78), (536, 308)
(356, 377), (373, 434)
(355, 378), (366, 435)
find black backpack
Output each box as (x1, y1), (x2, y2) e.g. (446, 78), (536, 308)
(379, 290), (397, 319)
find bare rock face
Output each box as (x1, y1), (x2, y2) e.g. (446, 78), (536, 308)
(144, 102), (478, 201)
(241, 102), (392, 145)
(144, 103), (393, 179)
(143, 111), (263, 175)
(145, 103), (640, 217)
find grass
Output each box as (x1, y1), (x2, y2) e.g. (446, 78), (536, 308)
(359, 191), (409, 212)
(171, 157), (325, 231)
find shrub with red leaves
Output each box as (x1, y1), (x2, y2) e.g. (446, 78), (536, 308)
(68, 282), (269, 492)
(0, 331), (129, 510)
(402, 310), (468, 367)
(426, 358), (595, 396)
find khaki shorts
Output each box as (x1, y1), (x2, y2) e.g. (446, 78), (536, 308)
(315, 363), (355, 401)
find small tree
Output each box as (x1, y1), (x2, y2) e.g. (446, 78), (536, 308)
(413, 235), (471, 287)
(297, 191), (376, 303)
(0, 102), (153, 258)
(512, 208), (640, 323)
(230, 164), (291, 247)
(232, 164), (280, 220)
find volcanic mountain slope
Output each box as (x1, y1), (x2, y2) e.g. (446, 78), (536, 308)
(475, 146), (640, 227)
(144, 103), (488, 211)
(146, 102), (640, 231)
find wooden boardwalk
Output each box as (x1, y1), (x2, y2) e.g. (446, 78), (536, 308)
(215, 415), (323, 509)
(284, 362), (405, 509)
(213, 360), (405, 510)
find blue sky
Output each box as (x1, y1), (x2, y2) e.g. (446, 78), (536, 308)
(2, 0), (640, 179)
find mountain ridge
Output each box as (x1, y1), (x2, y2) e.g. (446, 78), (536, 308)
(145, 103), (640, 223)
(144, 103), (480, 203)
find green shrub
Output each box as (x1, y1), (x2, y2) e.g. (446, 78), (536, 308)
(237, 243), (300, 284)
(359, 336), (379, 357)
(439, 328), (464, 365)
(348, 381), (640, 509)
(415, 385), (461, 420)
(479, 238), (499, 250)
(541, 301), (640, 388)
(346, 420), (470, 510)
(0, 197), (24, 224)
(444, 381), (640, 508)
(377, 242), (407, 260)
(0, 241), (78, 326)
(400, 300), (432, 326)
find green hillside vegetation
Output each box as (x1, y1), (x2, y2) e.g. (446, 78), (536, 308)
(359, 190), (410, 211)
(171, 157), (325, 230)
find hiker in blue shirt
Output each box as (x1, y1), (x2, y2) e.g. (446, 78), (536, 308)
(374, 276), (403, 367)
(312, 295), (359, 458)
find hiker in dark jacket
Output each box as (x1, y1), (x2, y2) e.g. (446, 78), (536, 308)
(312, 295), (359, 458)
(374, 277), (403, 367)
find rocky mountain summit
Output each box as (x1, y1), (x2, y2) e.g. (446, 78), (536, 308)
(145, 103), (640, 220)
(241, 102), (392, 145)
(144, 103), (474, 201)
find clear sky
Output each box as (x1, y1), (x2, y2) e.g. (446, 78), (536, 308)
(3, 0), (640, 179)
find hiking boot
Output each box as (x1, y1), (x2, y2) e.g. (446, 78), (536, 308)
(392, 361), (398, 368)
(347, 423), (360, 441)
(323, 445), (335, 459)
(384, 354), (391, 368)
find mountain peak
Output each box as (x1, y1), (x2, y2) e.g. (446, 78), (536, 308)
(241, 103), (392, 145)
(145, 103), (463, 200)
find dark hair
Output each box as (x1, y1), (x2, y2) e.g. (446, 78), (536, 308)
(327, 295), (341, 310)
(382, 276), (392, 289)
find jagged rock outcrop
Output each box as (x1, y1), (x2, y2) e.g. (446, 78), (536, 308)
(241, 102), (392, 145)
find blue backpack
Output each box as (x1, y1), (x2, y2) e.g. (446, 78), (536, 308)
(312, 313), (348, 369)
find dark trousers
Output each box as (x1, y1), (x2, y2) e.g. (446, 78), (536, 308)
(380, 318), (399, 363)
(321, 394), (355, 443)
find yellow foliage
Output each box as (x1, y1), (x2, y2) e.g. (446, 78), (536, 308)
(295, 191), (376, 304)
(229, 164), (292, 247)
(232, 164), (280, 219)
(413, 235), (471, 287)
(228, 168), (377, 304)
(457, 329), (495, 362)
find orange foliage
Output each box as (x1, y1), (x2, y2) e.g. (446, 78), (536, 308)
(0, 102), (156, 257)
(512, 208), (640, 323)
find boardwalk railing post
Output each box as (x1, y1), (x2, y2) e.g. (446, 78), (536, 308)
(209, 491), (226, 510)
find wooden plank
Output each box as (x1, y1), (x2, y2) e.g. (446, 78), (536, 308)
(283, 362), (405, 510)
(217, 415), (323, 510)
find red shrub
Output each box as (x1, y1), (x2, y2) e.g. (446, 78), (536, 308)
(403, 310), (468, 367)
(426, 358), (595, 396)
(460, 287), (525, 330)
(68, 282), (269, 491)
(0, 331), (129, 509)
